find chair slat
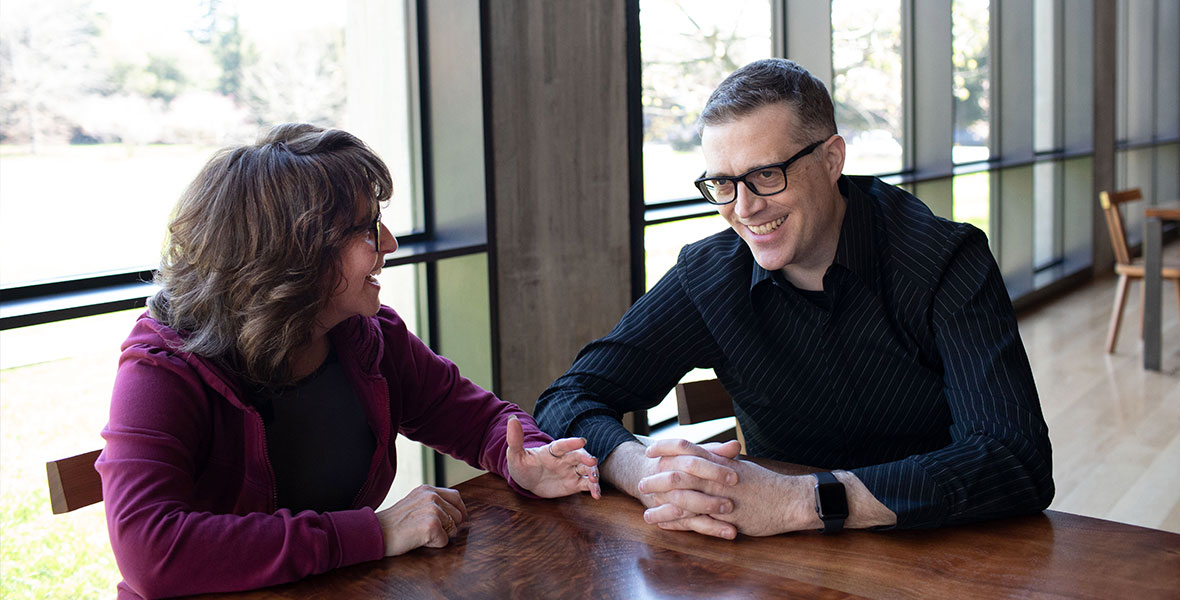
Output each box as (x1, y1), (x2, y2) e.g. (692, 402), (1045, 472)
(46, 449), (103, 514)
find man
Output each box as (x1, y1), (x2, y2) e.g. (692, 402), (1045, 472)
(535, 58), (1053, 539)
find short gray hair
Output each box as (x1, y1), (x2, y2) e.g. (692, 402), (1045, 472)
(698, 58), (837, 145)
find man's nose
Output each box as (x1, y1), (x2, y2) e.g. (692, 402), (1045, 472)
(732, 183), (763, 219)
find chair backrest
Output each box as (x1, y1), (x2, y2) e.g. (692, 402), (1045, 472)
(46, 449), (103, 514)
(674, 379), (734, 425)
(1099, 188), (1143, 266)
(673, 378), (746, 450)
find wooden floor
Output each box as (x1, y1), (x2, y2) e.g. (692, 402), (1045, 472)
(1019, 241), (1180, 533)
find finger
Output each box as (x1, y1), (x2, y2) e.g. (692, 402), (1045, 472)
(653, 455), (738, 486)
(638, 469), (726, 495)
(643, 502), (696, 524)
(656, 514), (737, 540)
(701, 440), (742, 459)
(434, 486), (469, 522)
(575, 469), (603, 499)
(564, 448), (598, 468)
(506, 416), (525, 458)
(546, 436), (588, 458)
(641, 487), (732, 516)
(646, 438), (727, 462)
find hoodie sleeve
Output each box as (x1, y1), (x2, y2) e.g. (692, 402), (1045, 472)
(97, 328), (384, 599)
(375, 307), (552, 495)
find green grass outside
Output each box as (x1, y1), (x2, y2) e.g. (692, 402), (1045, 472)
(0, 329), (128, 599)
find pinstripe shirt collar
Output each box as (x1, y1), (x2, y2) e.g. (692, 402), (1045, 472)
(749, 175), (879, 297)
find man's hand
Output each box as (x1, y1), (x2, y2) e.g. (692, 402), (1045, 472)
(639, 439), (810, 538)
(601, 438), (743, 538)
(641, 441), (899, 537)
(505, 416), (602, 499)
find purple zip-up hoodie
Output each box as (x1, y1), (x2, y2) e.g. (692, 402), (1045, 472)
(97, 306), (551, 599)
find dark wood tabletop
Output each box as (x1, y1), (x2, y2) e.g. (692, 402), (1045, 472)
(196, 468), (1180, 599)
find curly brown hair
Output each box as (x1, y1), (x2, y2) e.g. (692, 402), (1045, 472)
(149, 123), (392, 387)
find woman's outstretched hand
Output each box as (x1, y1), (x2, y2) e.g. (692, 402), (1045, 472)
(505, 416), (601, 500)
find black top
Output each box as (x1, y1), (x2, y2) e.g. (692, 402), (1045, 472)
(535, 175), (1054, 529)
(254, 351), (376, 513)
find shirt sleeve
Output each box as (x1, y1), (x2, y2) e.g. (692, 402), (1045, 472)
(98, 347), (385, 599)
(851, 229), (1055, 528)
(534, 255), (726, 462)
(378, 308), (552, 496)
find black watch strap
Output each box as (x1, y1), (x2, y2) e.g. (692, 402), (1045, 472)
(813, 471), (848, 533)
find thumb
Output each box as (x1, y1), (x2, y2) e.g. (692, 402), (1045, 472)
(706, 440), (742, 459)
(506, 415), (524, 458)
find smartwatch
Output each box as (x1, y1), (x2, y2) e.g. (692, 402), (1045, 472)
(813, 471), (849, 533)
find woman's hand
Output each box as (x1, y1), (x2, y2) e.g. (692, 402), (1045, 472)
(505, 415), (602, 499)
(375, 485), (468, 557)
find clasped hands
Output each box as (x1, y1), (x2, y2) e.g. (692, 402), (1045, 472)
(377, 416), (600, 557)
(635, 438), (809, 539)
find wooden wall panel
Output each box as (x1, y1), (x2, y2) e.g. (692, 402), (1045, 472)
(484, 1), (632, 412)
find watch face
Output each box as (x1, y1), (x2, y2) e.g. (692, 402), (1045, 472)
(816, 482), (849, 519)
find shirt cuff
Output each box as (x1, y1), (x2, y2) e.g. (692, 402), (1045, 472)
(566, 414), (639, 464)
(325, 506), (385, 568)
(851, 457), (948, 529)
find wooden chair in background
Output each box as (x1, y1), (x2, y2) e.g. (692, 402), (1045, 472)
(1099, 189), (1180, 353)
(46, 449), (103, 514)
(674, 379), (744, 452)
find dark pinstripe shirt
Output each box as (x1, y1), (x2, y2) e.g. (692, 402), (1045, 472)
(536, 175), (1054, 529)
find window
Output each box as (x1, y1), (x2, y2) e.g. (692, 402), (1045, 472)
(640, 0), (773, 204)
(0, 0), (420, 288)
(0, 2), (429, 596)
(953, 0), (991, 164)
(831, 0), (903, 176)
(638, 0), (773, 431)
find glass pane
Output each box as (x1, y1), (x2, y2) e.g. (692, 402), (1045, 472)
(0, 0), (418, 288)
(640, 0), (773, 203)
(376, 263), (420, 336)
(644, 214), (727, 428)
(1033, 0), (1058, 152)
(1033, 161), (1060, 272)
(645, 214), (728, 291)
(953, 171), (990, 236)
(952, 0), (991, 163)
(0, 308), (142, 597)
(831, 0), (903, 175)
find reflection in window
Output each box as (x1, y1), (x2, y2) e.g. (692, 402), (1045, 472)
(645, 214), (728, 290)
(953, 172), (990, 236)
(831, 0), (903, 175)
(952, 0), (991, 164)
(640, 0), (772, 203)
(0, 0), (417, 287)
(643, 213), (727, 428)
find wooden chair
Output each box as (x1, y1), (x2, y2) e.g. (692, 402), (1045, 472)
(1099, 189), (1180, 353)
(674, 379), (744, 451)
(46, 449), (103, 514)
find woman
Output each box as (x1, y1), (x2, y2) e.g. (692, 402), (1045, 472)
(96, 123), (600, 599)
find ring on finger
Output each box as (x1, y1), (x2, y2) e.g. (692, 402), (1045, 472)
(547, 445), (560, 459)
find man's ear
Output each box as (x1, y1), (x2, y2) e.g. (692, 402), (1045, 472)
(823, 135), (846, 184)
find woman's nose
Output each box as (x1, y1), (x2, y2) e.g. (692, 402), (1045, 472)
(380, 222), (398, 255)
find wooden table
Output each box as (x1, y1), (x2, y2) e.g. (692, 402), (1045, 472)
(196, 468), (1180, 599)
(1143, 204), (1180, 370)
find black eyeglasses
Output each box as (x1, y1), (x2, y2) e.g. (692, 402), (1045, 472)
(348, 212), (383, 254)
(694, 139), (826, 205)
